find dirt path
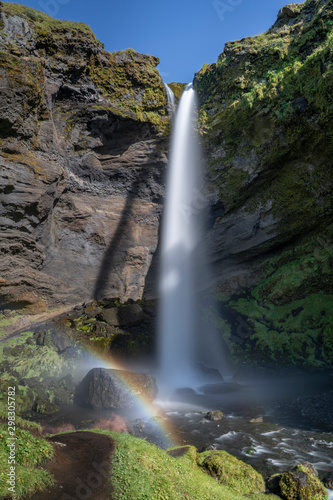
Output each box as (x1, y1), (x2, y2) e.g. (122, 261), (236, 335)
(27, 431), (115, 500)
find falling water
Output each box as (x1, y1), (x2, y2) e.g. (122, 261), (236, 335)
(158, 83), (221, 393)
(164, 83), (176, 116)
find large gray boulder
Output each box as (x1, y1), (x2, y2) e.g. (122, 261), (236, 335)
(74, 367), (157, 409)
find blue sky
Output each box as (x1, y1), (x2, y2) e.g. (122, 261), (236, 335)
(6, 0), (302, 82)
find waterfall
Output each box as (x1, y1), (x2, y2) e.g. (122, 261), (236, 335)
(164, 83), (176, 116)
(158, 83), (218, 393)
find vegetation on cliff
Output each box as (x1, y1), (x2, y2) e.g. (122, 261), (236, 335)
(167, 82), (187, 100)
(0, 2), (168, 130)
(194, 0), (333, 369)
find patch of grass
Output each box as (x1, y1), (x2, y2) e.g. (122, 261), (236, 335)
(0, 421), (53, 499)
(0, 401), (41, 432)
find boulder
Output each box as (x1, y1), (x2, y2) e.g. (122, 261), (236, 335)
(74, 367), (157, 409)
(33, 330), (72, 353)
(197, 450), (265, 495)
(100, 304), (144, 327)
(267, 463), (327, 500)
(206, 410), (224, 421)
(277, 3), (301, 19)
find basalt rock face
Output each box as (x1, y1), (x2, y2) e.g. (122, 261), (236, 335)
(0, 3), (168, 311)
(194, 0), (333, 368)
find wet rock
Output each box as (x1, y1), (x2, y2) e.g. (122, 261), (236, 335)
(200, 444), (217, 452)
(52, 388), (73, 405)
(74, 367), (157, 409)
(323, 473), (333, 489)
(94, 321), (114, 338)
(267, 463), (327, 499)
(206, 410), (224, 421)
(249, 416), (264, 423)
(195, 363), (224, 382)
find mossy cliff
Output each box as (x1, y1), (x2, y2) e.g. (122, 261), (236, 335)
(194, 0), (333, 369)
(0, 2), (169, 311)
(0, 2), (166, 126)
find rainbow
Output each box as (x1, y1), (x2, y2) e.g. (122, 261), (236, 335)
(76, 347), (178, 448)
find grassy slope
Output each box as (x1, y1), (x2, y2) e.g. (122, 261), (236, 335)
(92, 430), (276, 500)
(0, 404), (54, 499)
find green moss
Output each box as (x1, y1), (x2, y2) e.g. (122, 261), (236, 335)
(226, 292), (332, 367)
(197, 450), (265, 495)
(167, 82), (187, 100)
(33, 398), (59, 415)
(0, 331), (80, 412)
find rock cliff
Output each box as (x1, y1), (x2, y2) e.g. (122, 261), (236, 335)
(194, 0), (333, 368)
(1, 0), (332, 369)
(0, 2), (168, 311)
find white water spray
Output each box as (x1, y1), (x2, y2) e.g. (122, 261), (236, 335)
(158, 83), (223, 393)
(164, 83), (176, 116)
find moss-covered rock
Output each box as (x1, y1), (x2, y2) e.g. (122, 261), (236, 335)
(206, 410), (224, 421)
(0, 3), (168, 131)
(197, 450), (266, 495)
(267, 463), (328, 499)
(33, 398), (59, 415)
(168, 82), (187, 100)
